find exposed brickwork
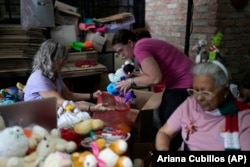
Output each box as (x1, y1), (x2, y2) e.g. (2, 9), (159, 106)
(145, 0), (250, 83)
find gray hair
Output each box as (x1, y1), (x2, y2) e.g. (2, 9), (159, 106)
(32, 39), (68, 79)
(192, 60), (231, 89)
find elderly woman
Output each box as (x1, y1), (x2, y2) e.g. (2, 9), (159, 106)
(155, 60), (250, 150)
(24, 39), (112, 114)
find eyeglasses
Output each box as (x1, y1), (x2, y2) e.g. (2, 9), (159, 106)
(186, 88), (214, 99)
(117, 48), (124, 55)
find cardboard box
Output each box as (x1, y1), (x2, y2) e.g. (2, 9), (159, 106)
(128, 90), (162, 142)
(104, 33), (115, 52)
(85, 32), (107, 52)
(54, 1), (81, 25)
(67, 51), (98, 63)
(50, 25), (78, 46)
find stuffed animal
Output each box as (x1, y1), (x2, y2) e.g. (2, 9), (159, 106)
(41, 151), (72, 167)
(73, 119), (104, 135)
(79, 138), (133, 167)
(71, 151), (97, 167)
(0, 126), (29, 157)
(97, 139), (133, 167)
(208, 32), (223, 61)
(108, 60), (135, 83)
(57, 100), (92, 129)
(24, 128), (77, 166)
(71, 138), (106, 167)
(72, 138), (132, 167)
(24, 125), (50, 154)
(0, 115), (5, 131)
(192, 39), (208, 64)
(0, 156), (26, 167)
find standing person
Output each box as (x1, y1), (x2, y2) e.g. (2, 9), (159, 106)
(155, 60), (250, 151)
(112, 29), (194, 150)
(24, 39), (112, 114)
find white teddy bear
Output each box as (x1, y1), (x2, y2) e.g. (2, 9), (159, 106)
(0, 126), (29, 157)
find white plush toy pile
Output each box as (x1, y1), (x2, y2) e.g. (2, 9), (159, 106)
(0, 116), (77, 167)
(57, 100), (92, 129)
(0, 114), (134, 167)
(57, 100), (105, 136)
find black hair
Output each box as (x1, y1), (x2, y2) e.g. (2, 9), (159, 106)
(112, 29), (137, 45)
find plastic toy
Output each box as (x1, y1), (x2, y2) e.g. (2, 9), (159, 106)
(121, 90), (136, 103)
(0, 82), (25, 105)
(70, 41), (93, 51)
(106, 82), (120, 96)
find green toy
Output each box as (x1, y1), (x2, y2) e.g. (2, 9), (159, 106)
(208, 32), (223, 60)
(70, 41), (93, 51)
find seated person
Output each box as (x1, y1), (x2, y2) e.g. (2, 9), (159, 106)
(155, 60), (250, 150)
(24, 39), (113, 114)
(239, 71), (250, 105)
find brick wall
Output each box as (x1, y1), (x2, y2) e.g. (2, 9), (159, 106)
(145, 0), (250, 83)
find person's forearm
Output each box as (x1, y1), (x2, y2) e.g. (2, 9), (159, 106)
(155, 131), (171, 151)
(130, 74), (161, 88)
(70, 92), (92, 101)
(75, 101), (94, 112)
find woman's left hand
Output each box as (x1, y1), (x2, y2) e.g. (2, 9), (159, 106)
(115, 79), (131, 93)
(93, 90), (102, 99)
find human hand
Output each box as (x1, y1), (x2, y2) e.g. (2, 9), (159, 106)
(91, 103), (114, 112)
(115, 79), (131, 93)
(93, 90), (102, 99)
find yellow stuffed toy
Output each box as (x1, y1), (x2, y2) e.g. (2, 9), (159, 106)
(98, 139), (133, 167)
(72, 138), (133, 167)
(73, 119), (104, 135)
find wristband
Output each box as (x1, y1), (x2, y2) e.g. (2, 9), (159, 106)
(130, 78), (137, 87)
(90, 93), (94, 101)
(88, 105), (93, 116)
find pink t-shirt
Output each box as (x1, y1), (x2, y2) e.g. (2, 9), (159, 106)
(134, 38), (194, 89)
(167, 96), (250, 150)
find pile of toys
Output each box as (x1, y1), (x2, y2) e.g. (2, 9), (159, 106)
(0, 117), (134, 167)
(0, 82), (25, 105)
(106, 60), (136, 103)
(192, 32), (225, 64)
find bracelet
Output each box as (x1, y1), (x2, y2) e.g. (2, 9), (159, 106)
(89, 93), (94, 101)
(130, 78), (137, 87)
(87, 105), (93, 116)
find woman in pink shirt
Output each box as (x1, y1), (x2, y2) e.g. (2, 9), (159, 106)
(156, 60), (250, 150)
(112, 29), (194, 150)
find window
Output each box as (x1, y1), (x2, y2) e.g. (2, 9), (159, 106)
(0, 0), (145, 28)
(0, 0), (20, 23)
